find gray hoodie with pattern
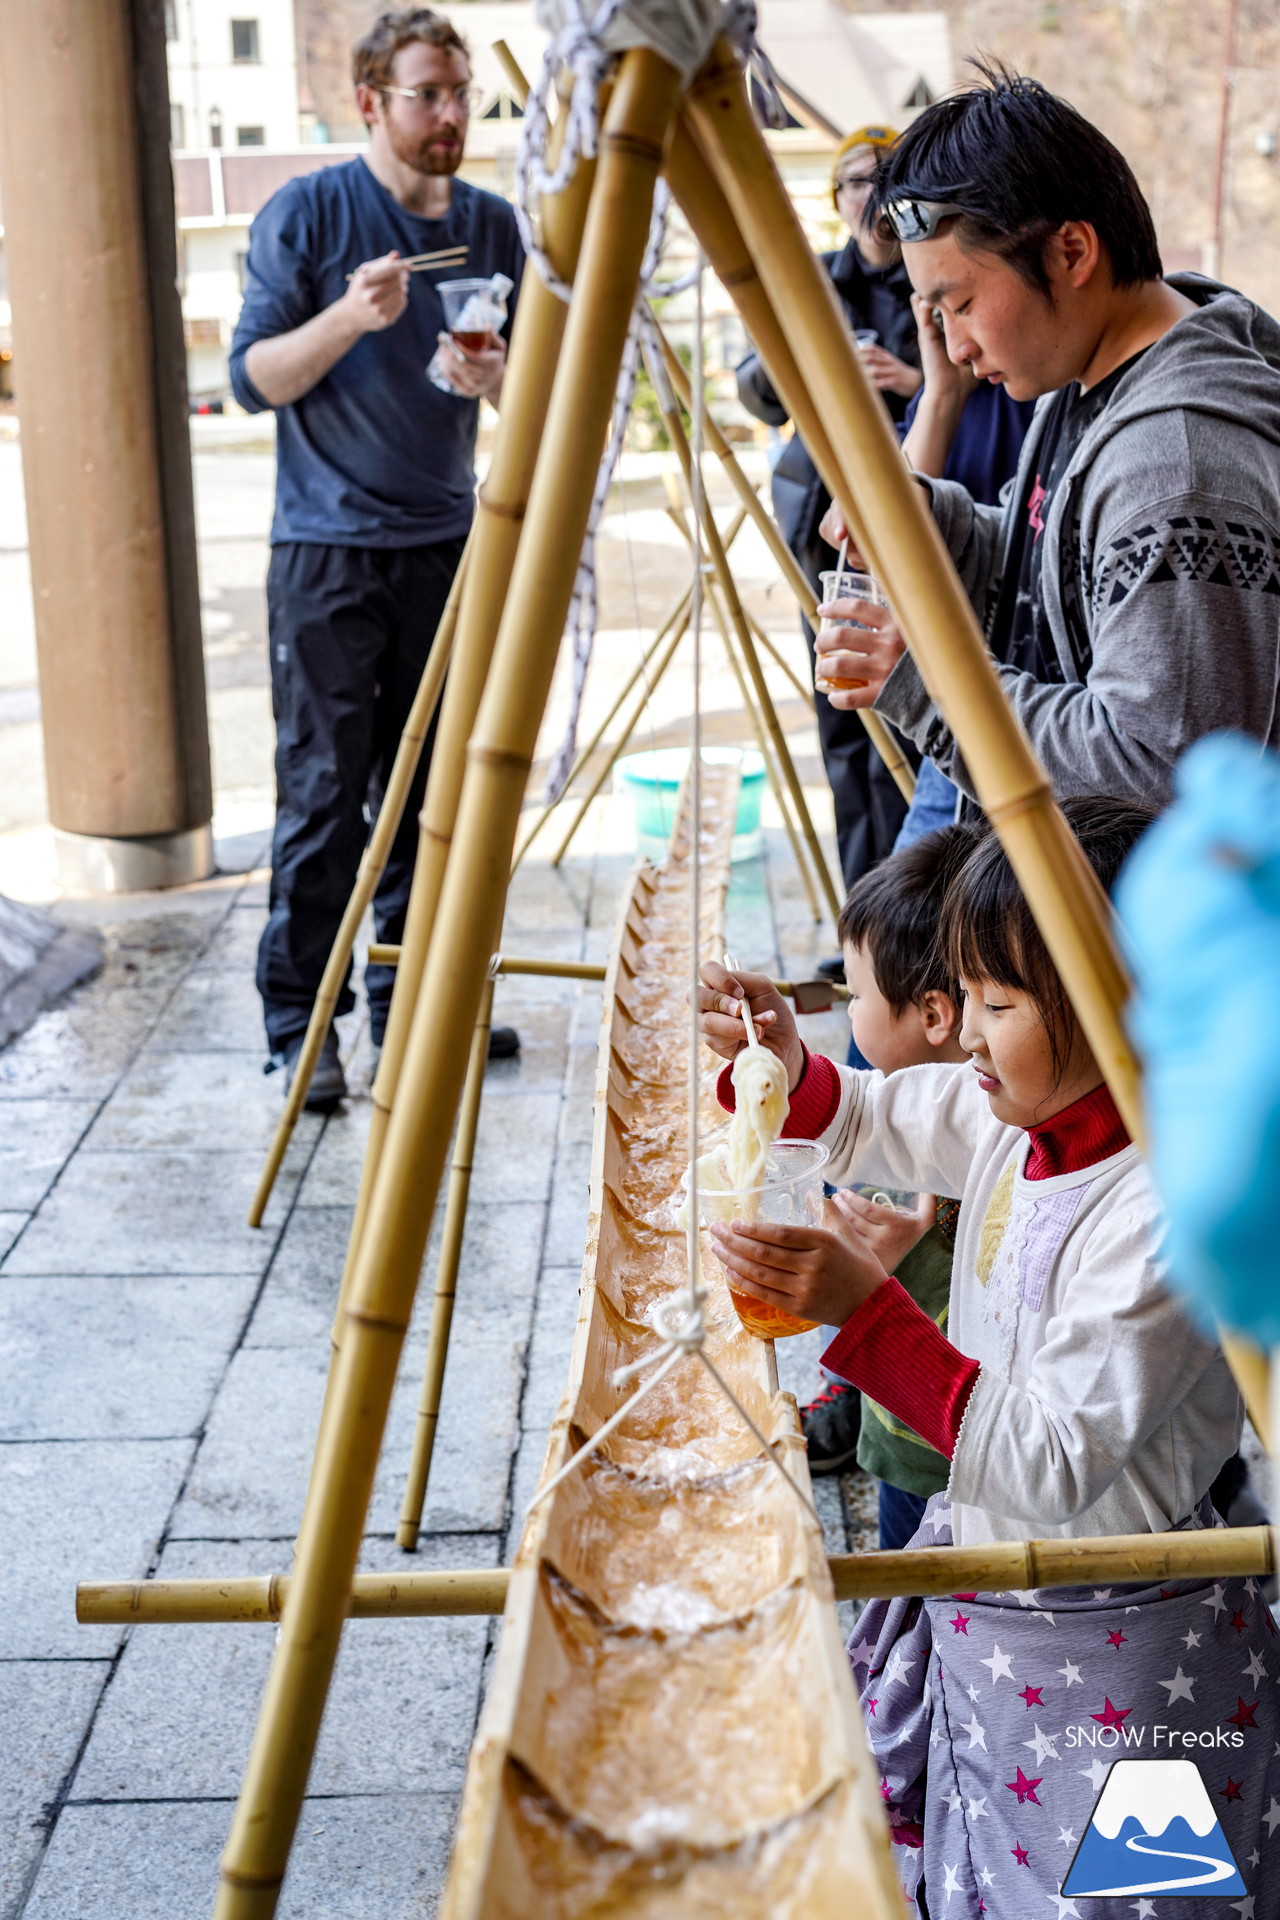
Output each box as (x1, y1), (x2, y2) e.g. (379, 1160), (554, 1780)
(876, 274), (1280, 804)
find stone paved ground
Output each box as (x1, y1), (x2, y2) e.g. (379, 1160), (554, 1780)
(0, 787), (874, 1919)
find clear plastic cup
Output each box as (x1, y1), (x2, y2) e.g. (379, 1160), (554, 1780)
(816, 567), (888, 693)
(854, 327), (879, 349)
(427, 276), (511, 392)
(693, 1139), (830, 1339)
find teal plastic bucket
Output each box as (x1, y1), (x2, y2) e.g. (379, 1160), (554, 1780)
(615, 748), (766, 863)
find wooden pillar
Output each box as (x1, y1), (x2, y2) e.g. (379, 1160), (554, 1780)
(0, 0), (214, 891)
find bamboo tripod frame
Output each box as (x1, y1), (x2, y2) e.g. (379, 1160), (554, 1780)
(110, 40), (1266, 1919)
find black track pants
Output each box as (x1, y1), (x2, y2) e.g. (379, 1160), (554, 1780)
(256, 537), (465, 1051)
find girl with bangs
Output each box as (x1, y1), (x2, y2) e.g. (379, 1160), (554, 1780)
(697, 798), (1277, 1920)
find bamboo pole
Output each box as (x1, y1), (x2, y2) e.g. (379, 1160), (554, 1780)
(78, 1524), (1273, 1626)
(246, 543), (468, 1229)
(648, 279), (914, 805)
(682, 46), (1272, 1447)
(325, 82), (604, 1369)
(746, 615), (810, 704)
(368, 946), (844, 1003)
(396, 974), (494, 1550)
(78, 1567), (510, 1625)
(653, 358), (843, 922)
(212, 53), (685, 1920)
(547, 610), (689, 866)
(705, 579), (822, 920)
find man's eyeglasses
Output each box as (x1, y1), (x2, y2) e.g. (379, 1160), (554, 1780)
(376, 83), (483, 115)
(833, 173), (876, 198)
(883, 195), (972, 242)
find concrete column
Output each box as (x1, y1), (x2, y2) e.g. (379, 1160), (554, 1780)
(0, 0), (214, 891)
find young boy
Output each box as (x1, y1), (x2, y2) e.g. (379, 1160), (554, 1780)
(785, 829), (975, 1545)
(828, 830), (973, 1546)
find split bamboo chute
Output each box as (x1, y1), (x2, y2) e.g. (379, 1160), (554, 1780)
(441, 765), (899, 1918)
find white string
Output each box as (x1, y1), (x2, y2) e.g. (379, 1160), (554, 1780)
(528, 251), (819, 1527)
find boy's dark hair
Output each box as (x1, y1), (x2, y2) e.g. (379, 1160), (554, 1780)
(869, 61), (1162, 296)
(353, 8), (469, 91)
(941, 796), (1157, 1079)
(838, 825), (977, 1014)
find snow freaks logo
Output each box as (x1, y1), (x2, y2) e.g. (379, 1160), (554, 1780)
(1061, 1758), (1246, 1897)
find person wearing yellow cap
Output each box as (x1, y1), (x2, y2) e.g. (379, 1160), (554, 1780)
(737, 123), (924, 894)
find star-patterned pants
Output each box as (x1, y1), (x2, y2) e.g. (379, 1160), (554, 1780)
(850, 1494), (1280, 1920)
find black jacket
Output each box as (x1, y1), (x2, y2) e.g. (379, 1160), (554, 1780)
(736, 239), (919, 558)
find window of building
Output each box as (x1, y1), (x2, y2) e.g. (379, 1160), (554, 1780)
(231, 18), (260, 63)
(170, 101), (186, 147)
(163, 0), (178, 38)
(234, 251), (251, 294)
(237, 125), (266, 147)
(902, 76), (935, 108)
(480, 93), (524, 121)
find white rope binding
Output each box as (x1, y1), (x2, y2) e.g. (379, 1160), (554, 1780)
(520, 0), (784, 801)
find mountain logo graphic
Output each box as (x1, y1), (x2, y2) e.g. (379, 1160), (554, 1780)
(1062, 1758), (1245, 1897)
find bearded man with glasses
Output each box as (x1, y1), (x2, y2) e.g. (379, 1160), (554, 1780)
(230, 7), (524, 1106)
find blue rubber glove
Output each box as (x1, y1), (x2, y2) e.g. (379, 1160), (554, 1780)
(1117, 733), (1280, 1343)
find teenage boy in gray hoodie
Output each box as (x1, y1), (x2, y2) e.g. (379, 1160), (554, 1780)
(816, 64), (1280, 806)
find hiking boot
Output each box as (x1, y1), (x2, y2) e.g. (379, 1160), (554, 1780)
(801, 1378), (862, 1474)
(281, 1028), (347, 1114)
(488, 1025), (520, 1060)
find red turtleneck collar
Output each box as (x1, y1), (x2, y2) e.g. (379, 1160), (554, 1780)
(1024, 1082), (1131, 1181)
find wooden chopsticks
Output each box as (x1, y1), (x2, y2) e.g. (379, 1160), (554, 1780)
(345, 246), (467, 282)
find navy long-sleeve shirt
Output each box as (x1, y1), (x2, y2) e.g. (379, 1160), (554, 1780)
(229, 158), (524, 547)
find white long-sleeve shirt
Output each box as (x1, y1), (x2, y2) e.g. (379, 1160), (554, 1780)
(817, 1060), (1242, 1547)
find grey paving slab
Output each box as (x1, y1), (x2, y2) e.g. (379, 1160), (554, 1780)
(75, 1536), (495, 1802)
(143, 969), (269, 1053)
(169, 1342), (326, 1539)
(0, 1659), (111, 1919)
(182, 1202), (544, 1537)
(507, 1265), (583, 1521)
(0, 984), (171, 1100)
(189, 906), (265, 974)
(298, 1098), (372, 1207)
(480, 996), (572, 1095)
(0, 1212), (26, 1260)
(245, 1202), (354, 1349)
(0, 1098), (100, 1210)
(27, 1793), (455, 1920)
(539, 1137), (594, 1268)
(87, 1048), (323, 1159)
(3, 1149), (302, 1277)
(0, 1438), (192, 1657)
(470, 1090), (559, 1202)
(0, 1274), (259, 1441)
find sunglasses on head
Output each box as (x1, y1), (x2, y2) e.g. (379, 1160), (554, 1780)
(883, 195), (973, 242)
